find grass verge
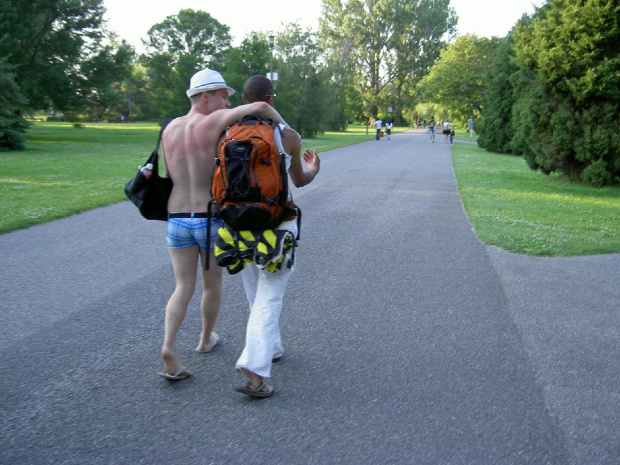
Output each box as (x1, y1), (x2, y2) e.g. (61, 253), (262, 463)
(452, 143), (620, 256)
(0, 122), (405, 234)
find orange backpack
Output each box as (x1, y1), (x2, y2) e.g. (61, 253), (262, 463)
(210, 115), (296, 231)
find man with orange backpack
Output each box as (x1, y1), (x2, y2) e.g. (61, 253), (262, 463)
(214, 75), (320, 397)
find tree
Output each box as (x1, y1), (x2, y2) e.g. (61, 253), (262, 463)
(417, 34), (500, 125)
(0, 60), (28, 150)
(273, 24), (330, 137)
(388, 0), (457, 124)
(476, 36), (519, 153)
(0, 0), (108, 113)
(80, 41), (135, 120)
(120, 65), (151, 120)
(512, 0), (620, 184)
(222, 33), (273, 107)
(320, 0), (456, 122)
(141, 9), (232, 118)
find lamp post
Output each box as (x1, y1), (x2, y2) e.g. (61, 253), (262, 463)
(268, 35), (275, 81)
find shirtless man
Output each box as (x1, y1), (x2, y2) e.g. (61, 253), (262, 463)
(159, 69), (289, 380)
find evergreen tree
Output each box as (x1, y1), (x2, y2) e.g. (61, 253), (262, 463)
(0, 60), (28, 150)
(512, 0), (620, 184)
(476, 37), (519, 154)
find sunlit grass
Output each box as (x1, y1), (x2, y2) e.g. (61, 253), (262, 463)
(0, 122), (406, 234)
(0, 122), (161, 233)
(453, 143), (620, 256)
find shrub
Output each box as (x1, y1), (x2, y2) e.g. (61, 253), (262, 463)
(581, 159), (612, 187)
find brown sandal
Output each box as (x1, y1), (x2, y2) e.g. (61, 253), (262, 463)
(234, 381), (274, 398)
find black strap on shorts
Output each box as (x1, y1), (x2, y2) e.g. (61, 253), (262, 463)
(168, 212), (209, 218)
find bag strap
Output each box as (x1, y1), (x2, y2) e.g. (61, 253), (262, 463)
(155, 119), (173, 152)
(205, 202), (213, 271)
(149, 119), (173, 172)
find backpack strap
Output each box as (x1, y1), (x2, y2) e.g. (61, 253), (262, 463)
(273, 123), (301, 240)
(273, 123), (286, 154)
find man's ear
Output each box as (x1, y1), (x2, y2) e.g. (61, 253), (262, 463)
(241, 95), (248, 104)
(198, 91), (215, 106)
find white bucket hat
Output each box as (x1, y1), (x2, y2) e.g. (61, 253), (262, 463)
(186, 69), (236, 98)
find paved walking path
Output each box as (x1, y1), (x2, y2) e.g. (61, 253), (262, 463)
(1, 129), (618, 464)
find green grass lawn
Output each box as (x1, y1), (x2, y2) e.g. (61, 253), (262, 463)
(453, 143), (620, 256)
(0, 122), (403, 234)
(2, 122), (619, 257)
(0, 122), (161, 233)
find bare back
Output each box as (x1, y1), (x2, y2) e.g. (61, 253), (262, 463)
(161, 93), (288, 213)
(162, 113), (221, 213)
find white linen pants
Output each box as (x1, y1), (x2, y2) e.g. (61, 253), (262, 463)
(235, 220), (297, 378)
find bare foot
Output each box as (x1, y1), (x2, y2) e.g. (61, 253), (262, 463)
(195, 331), (220, 353)
(161, 347), (192, 378)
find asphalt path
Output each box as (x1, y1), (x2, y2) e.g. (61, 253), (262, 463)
(1, 129), (618, 464)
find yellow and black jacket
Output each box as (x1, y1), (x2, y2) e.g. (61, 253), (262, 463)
(214, 224), (296, 275)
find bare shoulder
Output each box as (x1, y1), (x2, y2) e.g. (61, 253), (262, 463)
(162, 116), (187, 143)
(281, 126), (302, 152)
(281, 125), (300, 139)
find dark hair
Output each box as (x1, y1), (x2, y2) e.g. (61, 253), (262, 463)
(242, 75), (274, 103)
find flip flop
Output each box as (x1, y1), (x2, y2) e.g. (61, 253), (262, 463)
(234, 381), (275, 398)
(195, 332), (220, 353)
(159, 366), (192, 381)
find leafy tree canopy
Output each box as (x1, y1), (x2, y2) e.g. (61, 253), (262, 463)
(0, 0), (109, 112)
(320, 0), (456, 120)
(417, 34), (500, 124)
(141, 9), (232, 118)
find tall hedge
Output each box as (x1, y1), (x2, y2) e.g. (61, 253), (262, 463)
(511, 0), (620, 185)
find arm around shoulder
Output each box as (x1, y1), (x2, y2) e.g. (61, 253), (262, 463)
(223, 102), (287, 126)
(206, 102), (286, 135)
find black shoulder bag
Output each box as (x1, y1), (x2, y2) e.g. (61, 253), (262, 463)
(124, 120), (173, 221)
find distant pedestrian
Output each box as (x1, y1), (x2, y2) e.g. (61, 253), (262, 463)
(428, 117), (436, 143)
(468, 118), (474, 137)
(374, 118), (383, 141)
(443, 120), (451, 143)
(385, 119), (393, 140)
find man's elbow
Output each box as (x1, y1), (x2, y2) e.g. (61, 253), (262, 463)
(290, 178), (305, 188)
